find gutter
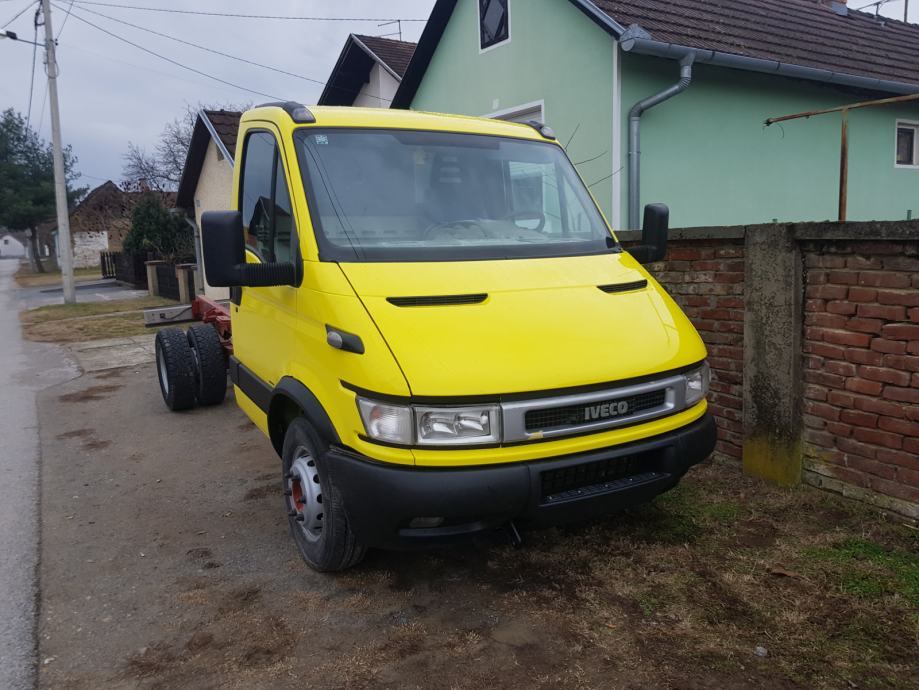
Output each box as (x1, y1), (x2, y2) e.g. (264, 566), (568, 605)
(621, 37), (919, 97)
(200, 110), (233, 167)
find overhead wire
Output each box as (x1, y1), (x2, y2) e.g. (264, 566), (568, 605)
(55, 1), (395, 103)
(2, 0), (36, 28)
(51, 2), (283, 100)
(56, 0), (73, 37)
(67, 1), (426, 22)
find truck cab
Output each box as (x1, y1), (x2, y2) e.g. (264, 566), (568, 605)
(200, 102), (716, 571)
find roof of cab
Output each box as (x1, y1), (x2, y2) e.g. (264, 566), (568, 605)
(241, 104), (549, 142)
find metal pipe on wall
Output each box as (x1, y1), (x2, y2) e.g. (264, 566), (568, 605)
(627, 54), (694, 229)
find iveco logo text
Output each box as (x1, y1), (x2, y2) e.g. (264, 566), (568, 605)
(585, 401), (630, 421)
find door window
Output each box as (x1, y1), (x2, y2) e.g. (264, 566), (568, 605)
(239, 131), (297, 262)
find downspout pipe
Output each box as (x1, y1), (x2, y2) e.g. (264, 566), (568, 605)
(627, 53), (694, 229)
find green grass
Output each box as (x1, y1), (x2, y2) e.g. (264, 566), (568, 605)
(15, 263), (102, 287)
(19, 296), (176, 344)
(807, 538), (919, 606)
(20, 296), (175, 324)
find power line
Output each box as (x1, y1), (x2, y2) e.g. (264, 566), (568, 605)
(56, 0), (72, 37)
(59, 1), (394, 103)
(68, 0), (426, 21)
(52, 3), (283, 100)
(69, 2), (331, 90)
(2, 0), (36, 28)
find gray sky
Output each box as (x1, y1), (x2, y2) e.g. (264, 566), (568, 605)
(1, 0), (435, 185)
(2, 0), (918, 188)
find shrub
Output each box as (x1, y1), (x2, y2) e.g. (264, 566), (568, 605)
(123, 195), (194, 262)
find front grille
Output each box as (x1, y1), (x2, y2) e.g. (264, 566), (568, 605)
(387, 294), (487, 307)
(541, 454), (664, 502)
(525, 389), (667, 432)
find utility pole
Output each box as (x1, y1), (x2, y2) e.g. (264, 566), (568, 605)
(40, 0), (75, 303)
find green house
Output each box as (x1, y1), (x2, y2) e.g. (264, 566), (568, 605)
(392, 0), (919, 229)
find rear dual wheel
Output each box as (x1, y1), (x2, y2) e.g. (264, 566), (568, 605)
(154, 326), (227, 411)
(155, 328), (197, 411)
(187, 325), (227, 407)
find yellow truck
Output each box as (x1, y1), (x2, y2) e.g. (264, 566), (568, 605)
(154, 102), (716, 572)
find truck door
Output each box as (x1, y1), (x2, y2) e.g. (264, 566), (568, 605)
(231, 125), (299, 393)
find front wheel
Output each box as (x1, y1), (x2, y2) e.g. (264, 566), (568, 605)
(281, 418), (366, 572)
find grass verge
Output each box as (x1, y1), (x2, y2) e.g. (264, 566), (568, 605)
(20, 296), (176, 343)
(15, 263), (103, 287)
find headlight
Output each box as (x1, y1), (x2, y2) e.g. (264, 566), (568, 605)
(415, 405), (500, 446)
(356, 398), (413, 445)
(684, 362), (711, 406)
(356, 398), (500, 446)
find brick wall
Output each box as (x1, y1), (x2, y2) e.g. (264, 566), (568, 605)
(645, 238), (746, 461)
(801, 240), (919, 509)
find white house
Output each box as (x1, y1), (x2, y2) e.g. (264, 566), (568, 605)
(0, 234), (27, 259)
(318, 34), (416, 107)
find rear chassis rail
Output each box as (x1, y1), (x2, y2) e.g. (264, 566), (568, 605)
(145, 296), (233, 358)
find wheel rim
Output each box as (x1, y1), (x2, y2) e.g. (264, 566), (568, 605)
(156, 347), (169, 395)
(286, 447), (323, 542)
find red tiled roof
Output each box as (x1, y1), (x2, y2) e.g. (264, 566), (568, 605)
(202, 110), (242, 157)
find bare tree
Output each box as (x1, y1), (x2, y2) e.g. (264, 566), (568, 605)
(122, 102), (247, 192)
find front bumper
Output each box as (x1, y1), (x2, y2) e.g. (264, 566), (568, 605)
(327, 412), (716, 549)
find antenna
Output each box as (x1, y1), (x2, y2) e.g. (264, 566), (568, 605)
(377, 19), (402, 40)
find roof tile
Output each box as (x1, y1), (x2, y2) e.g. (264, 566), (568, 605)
(596, 0), (919, 84)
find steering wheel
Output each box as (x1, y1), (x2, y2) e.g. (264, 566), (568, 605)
(504, 210), (546, 232)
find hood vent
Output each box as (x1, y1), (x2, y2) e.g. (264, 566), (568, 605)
(598, 280), (648, 294)
(387, 293), (488, 307)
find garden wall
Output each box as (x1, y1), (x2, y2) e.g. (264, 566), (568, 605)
(619, 221), (919, 519)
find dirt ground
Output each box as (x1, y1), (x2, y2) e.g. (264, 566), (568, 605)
(37, 366), (918, 690)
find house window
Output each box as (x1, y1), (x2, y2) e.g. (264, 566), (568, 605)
(896, 122), (918, 167)
(479, 0), (509, 51)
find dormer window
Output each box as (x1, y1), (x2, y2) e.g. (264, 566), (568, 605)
(479, 0), (509, 51)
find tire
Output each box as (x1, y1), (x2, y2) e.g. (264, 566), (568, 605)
(187, 324), (227, 406)
(155, 328), (196, 412)
(281, 418), (366, 572)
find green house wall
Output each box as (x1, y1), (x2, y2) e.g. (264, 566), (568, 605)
(409, 0), (919, 229)
(622, 54), (919, 229)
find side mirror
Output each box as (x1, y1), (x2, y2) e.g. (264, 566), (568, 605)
(630, 203), (669, 264)
(201, 211), (297, 287)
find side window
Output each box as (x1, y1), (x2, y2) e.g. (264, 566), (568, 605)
(239, 131), (297, 263)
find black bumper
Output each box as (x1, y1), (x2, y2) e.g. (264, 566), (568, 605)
(327, 412), (716, 549)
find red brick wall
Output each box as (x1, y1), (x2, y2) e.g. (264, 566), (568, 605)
(646, 239), (746, 460)
(801, 241), (919, 506)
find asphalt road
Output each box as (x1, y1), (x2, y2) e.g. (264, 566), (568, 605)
(0, 260), (78, 690)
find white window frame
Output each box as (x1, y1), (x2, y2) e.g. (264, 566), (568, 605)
(478, 0), (511, 54)
(895, 119), (919, 169)
(485, 99), (545, 124)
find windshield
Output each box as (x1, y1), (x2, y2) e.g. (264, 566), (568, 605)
(294, 128), (614, 262)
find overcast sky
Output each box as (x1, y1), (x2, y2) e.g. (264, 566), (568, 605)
(1, 0), (436, 186)
(2, 0), (918, 189)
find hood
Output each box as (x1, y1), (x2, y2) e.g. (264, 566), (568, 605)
(340, 253), (706, 397)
